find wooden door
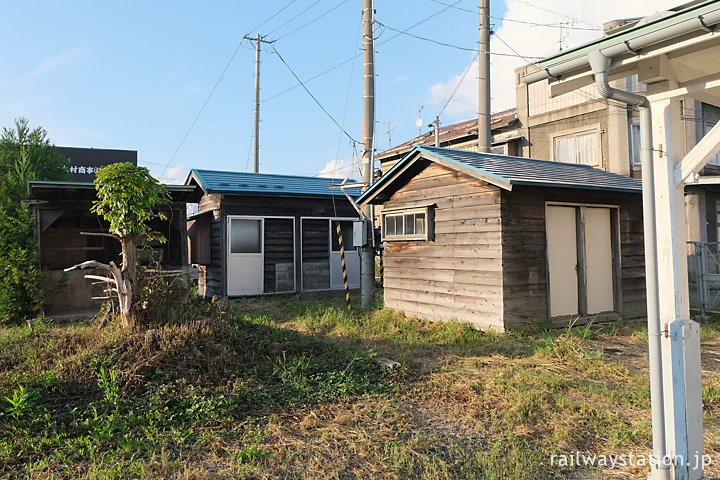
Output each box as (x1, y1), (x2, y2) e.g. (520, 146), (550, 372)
(546, 206), (579, 317)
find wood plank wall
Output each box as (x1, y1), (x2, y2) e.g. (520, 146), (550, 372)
(195, 193), (357, 297)
(500, 187), (646, 329)
(264, 218), (295, 293)
(381, 163), (505, 330)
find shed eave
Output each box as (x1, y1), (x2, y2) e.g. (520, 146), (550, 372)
(510, 180), (642, 193)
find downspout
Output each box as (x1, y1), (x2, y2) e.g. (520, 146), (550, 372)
(588, 50), (669, 479)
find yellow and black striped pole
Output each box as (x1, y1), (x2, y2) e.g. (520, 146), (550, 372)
(379, 249), (384, 287)
(336, 222), (351, 311)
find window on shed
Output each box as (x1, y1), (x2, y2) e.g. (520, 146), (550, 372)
(230, 219), (262, 254)
(554, 130), (598, 166)
(382, 208), (431, 241)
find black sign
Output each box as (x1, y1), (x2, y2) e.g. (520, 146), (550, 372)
(56, 146), (138, 182)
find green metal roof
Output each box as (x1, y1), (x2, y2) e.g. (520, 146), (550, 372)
(358, 146), (641, 204)
(188, 169), (361, 198)
(537, 0), (718, 69)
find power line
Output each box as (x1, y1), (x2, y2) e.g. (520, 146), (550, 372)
(493, 31), (538, 64)
(494, 16), (600, 31)
(513, 0), (598, 28)
(162, 40), (245, 177)
(437, 50), (479, 118)
(272, 45), (359, 144)
(276, 0), (352, 41)
(375, 19), (543, 58)
(266, 0), (324, 36)
(245, 0), (299, 36)
(335, 15), (363, 165)
(263, 1), (463, 103)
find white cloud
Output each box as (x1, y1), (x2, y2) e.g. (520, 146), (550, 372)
(425, 0), (680, 118)
(19, 46), (90, 82)
(393, 74), (410, 83)
(318, 156), (360, 179)
(156, 164), (187, 185)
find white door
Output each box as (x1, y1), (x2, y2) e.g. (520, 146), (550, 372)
(546, 206), (579, 317)
(584, 207), (614, 314)
(227, 218), (263, 296)
(330, 220), (360, 289)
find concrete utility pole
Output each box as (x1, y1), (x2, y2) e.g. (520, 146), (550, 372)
(433, 116), (440, 146)
(360, 0), (375, 308)
(478, 0), (491, 152)
(244, 34), (273, 173)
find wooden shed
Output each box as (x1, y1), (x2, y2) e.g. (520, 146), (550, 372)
(358, 146), (646, 331)
(185, 170), (362, 298)
(28, 180), (201, 313)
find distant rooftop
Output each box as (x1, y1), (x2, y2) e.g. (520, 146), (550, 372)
(186, 169), (361, 198)
(376, 108), (518, 161)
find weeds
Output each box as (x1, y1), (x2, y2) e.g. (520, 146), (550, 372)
(1, 296), (720, 479)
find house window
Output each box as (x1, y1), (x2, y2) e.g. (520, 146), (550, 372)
(630, 123), (641, 166)
(382, 207), (431, 241)
(553, 130), (599, 166)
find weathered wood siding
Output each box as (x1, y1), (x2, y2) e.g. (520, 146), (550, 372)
(301, 219), (330, 290)
(196, 194), (224, 298)
(264, 218), (295, 293)
(500, 186), (645, 329)
(382, 163), (504, 330)
(195, 192), (357, 297)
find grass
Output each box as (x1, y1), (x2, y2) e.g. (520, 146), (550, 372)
(1, 295), (720, 479)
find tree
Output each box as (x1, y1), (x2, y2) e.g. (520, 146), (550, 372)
(66, 163), (170, 328)
(0, 118), (69, 323)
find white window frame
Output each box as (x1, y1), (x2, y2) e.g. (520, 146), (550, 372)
(299, 216), (360, 293)
(382, 207), (432, 241)
(226, 215), (297, 295)
(630, 122), (641, 166)
(551, 127), (600, 166)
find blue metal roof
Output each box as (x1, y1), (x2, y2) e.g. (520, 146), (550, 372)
(358, 145), (642, 204)
(187, 169), (361, 198)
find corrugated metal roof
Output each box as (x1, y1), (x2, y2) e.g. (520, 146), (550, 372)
(188, 169), (361, 197)
(358, 146), (641, 204)
(376, 108), (518, 161)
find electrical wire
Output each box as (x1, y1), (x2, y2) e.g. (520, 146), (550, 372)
(263, 0), (463, 102)
(245, 0), (300, 36)
(335, 15), (363, 165)
(428, 0), (600, 31)
(272, 45), (359, 144)
(276, 0), (352, 41)
(437, 50), (479, 118)
(493, 31), (538, 64)
(161, 40), (245, 177)
(266, 0), (324, 36)
(512, 0), (598, 28)
(375, 19), (543, 58)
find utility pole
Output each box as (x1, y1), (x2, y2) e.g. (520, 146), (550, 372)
(244, 34), (274, 173)
(478, 0), (491, 152)
(360, 0), (375, 308)
(432, 116), (440, 146)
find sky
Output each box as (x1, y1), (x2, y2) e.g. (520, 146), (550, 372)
(0, 0), (680, 184)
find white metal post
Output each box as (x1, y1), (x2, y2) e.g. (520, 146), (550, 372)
(651, 97), (704, 479)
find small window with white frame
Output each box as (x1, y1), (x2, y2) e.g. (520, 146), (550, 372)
(553, 129), (599, 166)
(630, 123), (641, 166)
(382, 207), (432, 241)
